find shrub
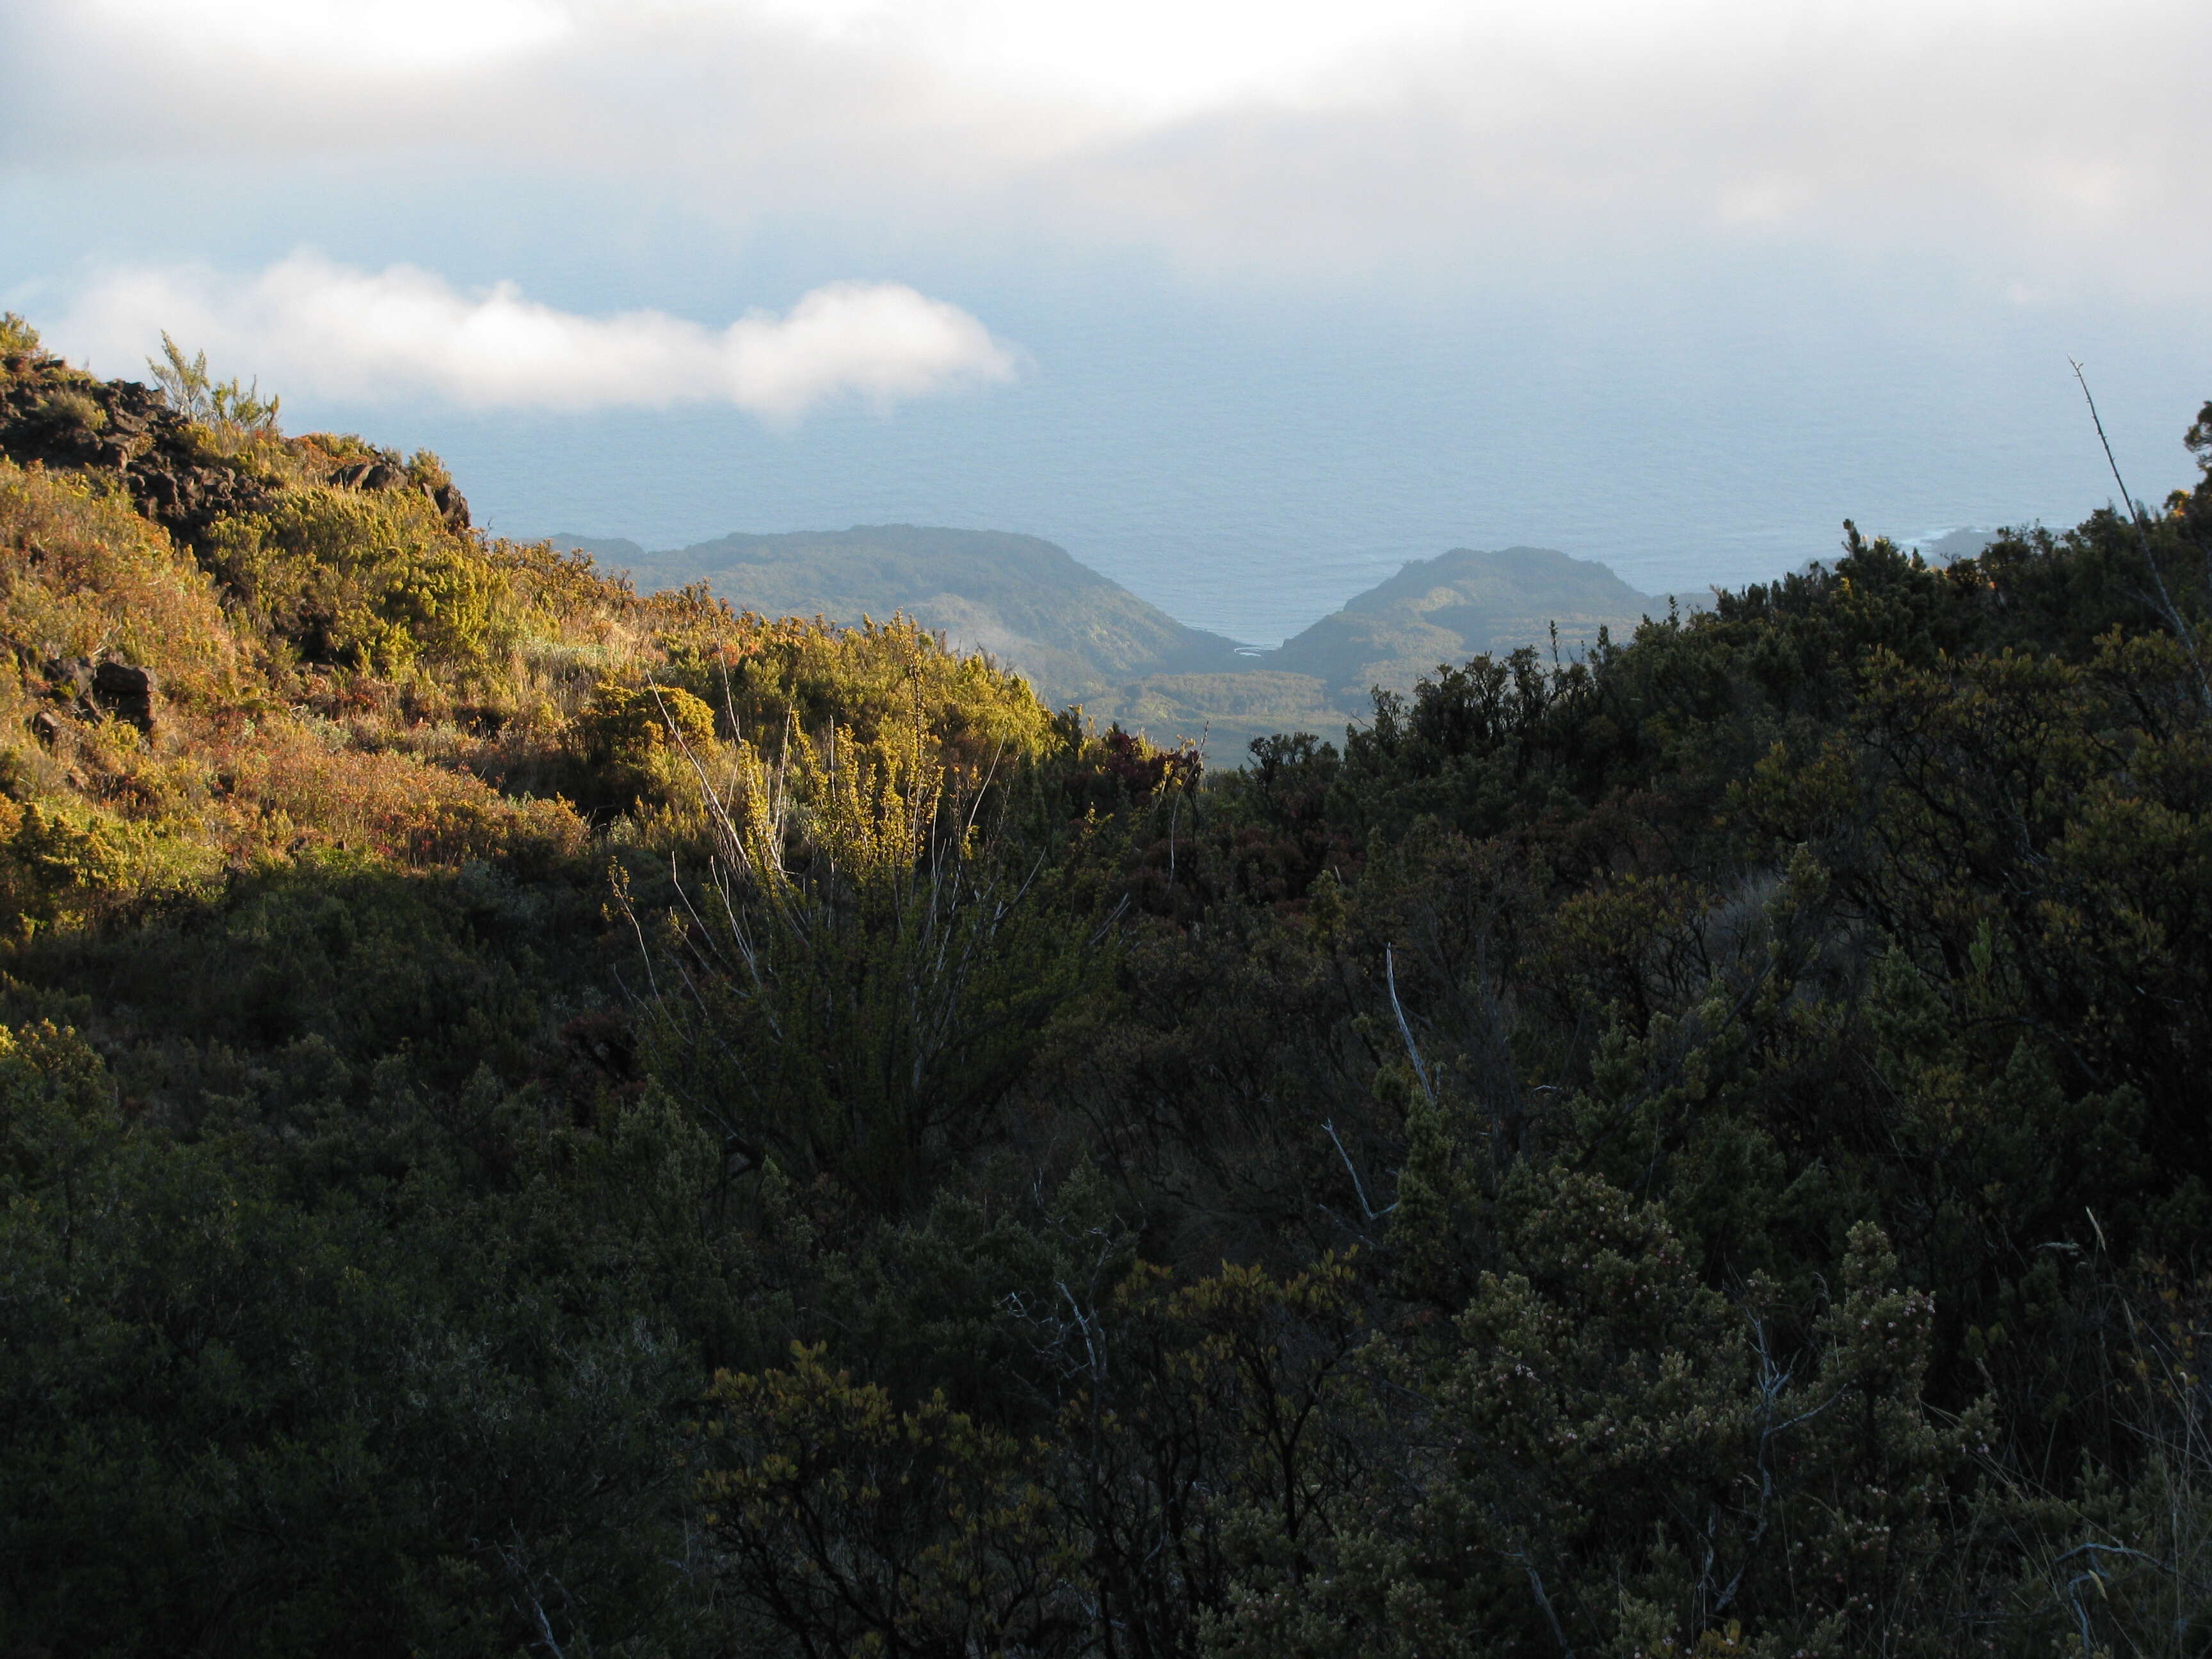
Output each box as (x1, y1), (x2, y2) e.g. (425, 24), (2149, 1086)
(0, 311), (40, 359)
(571, 678), (717, 767)
(215, 720), (588, 870)
(205, 486), (511, 679)
(0, 803), (127, 933)
(0, 461), (247, 704)
(147, 332), (280, 433)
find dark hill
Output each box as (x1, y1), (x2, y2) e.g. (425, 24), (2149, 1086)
(572, 524), (1246, 709)
(1268, 545), (1660, 708)
(576, 527), (1662, 758)
(1089, 545), (1660, 756)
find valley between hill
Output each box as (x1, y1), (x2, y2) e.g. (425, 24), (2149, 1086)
(559, 525), (1663, 756)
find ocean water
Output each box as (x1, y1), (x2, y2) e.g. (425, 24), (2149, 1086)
(393, 271), (2204, 647)
(14, 162), (2199, 648)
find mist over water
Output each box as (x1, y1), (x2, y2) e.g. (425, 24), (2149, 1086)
(6, 0), (2207, 650)
(381, 271), (2204, 647)
(22, 182), (2198, 648)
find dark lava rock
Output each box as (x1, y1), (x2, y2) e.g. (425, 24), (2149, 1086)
(43, 655), (95, 700)
(92, 661), (157, 731)
(128, 455), (277, 547)
(328, 458), (472, 532)
(329, 458), (405, 492)
(36, 654), (158, 733)
(0, 367), (276, 549)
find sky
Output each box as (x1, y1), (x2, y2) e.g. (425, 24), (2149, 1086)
(3, 0), (2208, 643)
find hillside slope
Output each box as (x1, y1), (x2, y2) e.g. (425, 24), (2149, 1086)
(1087, 544), (1660, 755)
(0, 324), (1056, 938)
(591, 524), (1660, 758)
(1269, 544), (1659, 706)
(579, 524), (1247, 708)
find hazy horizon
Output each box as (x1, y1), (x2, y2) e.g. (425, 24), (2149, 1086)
(6, 0), (2206, 644)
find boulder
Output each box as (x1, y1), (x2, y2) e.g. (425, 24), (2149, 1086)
(326, 460), (471, 532)
(329, 458), (405, 492)
(43, 655), (94, 699)
(430, 481), (471, 531)
(91, 661), (157, 732)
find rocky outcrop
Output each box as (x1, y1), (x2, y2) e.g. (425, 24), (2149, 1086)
(128, 453), (278, 546)
(0, 356), (276, 548)
(92, 661), (157, 731)
(328, 456), (471, 531)
(1, 351), (472, 564)
(29, 653), (160, 737)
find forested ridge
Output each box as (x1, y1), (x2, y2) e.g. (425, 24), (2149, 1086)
(4, 309), (2212, 1656)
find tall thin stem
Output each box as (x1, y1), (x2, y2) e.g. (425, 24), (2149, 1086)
(2071, 358), (2209, 707)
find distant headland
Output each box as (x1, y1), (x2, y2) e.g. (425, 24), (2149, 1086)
(549, 525), (1664, 757)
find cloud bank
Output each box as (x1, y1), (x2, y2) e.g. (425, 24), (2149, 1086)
(81, 0), (572, 74)
(49, 254), (1021, 418)
(8, 0), (2208, 298)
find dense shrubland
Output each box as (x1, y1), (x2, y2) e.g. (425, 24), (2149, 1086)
(3, 309), (2211, 1655)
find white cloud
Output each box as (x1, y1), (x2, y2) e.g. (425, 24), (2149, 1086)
(733, 0), (1475, 117)
(48, 254), (1022, 419)
(83, 0), (572, 73)
(8, 0), (2209, 300)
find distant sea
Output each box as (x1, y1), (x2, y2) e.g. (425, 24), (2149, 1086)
(260, 265), (2210, 648)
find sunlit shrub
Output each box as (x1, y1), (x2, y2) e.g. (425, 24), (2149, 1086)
(0, 802), (125, 929)
(205, 486), (511, 680)
(571, 678), (717, 767)
(0, 462), (246, 704)
(0, 797), (221, 935)
(0, 310), (42, 360)
(676, 613), (1054, 772)
(393, 794), (589, 876)
(147, 332), (280, 435)
(215, 720), (588, 870)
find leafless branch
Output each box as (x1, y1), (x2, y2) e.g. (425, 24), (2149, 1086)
(2071, 358), (2210, 707)
(1386, 944), (1436, 1106)
(1322, 1118), (1396, 1224)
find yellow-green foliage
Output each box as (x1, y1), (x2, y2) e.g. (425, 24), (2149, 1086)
(0, 1018), (110, 1178)
(0, 464), (256, 927)
(671, 617), (1056, 894)
(0, 461), (246, 703)
(148, 330), (280, 435)
(556, 677), (722, 831)
(0, 349), (1067, 932)
(747, 707), (963, 888)
(0, 802), (125, 929)
(36, 388), (106, 435)
(208, 720), (587, 870)
(0, 436), (1045, 911)
(572, 679), (717, 766)
(690, 613), (1054, 771)
(0, 456), (597, 918)
(0, 793), (224, 937)
(207, 485), (512, 680)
